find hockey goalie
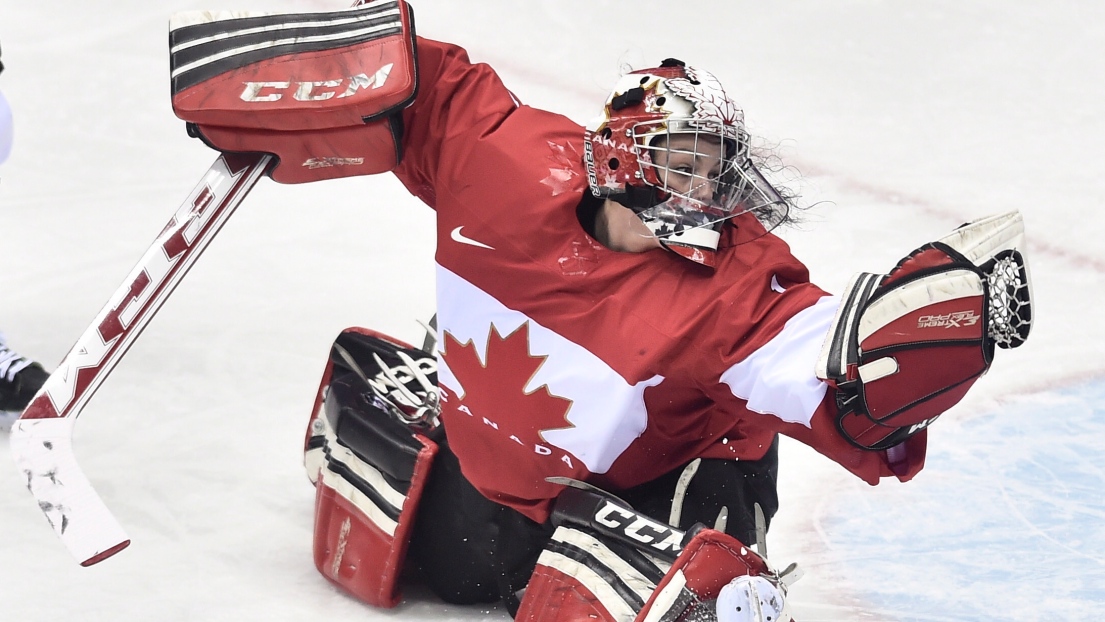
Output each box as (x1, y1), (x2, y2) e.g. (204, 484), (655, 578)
(170, 2), (1033, 620)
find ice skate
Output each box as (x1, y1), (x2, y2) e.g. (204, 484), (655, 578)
(0, 335), (48, 431)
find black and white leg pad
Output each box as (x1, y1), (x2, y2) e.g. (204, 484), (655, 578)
(303, 328), (440, 608)
(515, 486), (794, 622)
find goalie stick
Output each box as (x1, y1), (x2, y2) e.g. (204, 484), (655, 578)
(11, 0), (416, 568)
(10, 152), (271, 566)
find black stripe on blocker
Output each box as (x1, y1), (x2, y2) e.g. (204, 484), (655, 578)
(170, 2), (402, 93)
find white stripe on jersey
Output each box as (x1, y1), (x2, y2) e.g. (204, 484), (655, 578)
(435, 265), (663, 474)
(720, 295), (836, 427)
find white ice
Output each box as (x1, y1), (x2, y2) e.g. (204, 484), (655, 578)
(1, 1), (1102, 620)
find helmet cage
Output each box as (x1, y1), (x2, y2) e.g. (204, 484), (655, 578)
(585, 64), (790, 266)
(627, 120), (790, 262)
(634, 119), (752, 216)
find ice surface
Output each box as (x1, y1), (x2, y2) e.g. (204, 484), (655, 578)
(2, 1), (1102, 620)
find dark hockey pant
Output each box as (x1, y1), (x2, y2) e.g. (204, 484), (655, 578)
(407, 432), (780, 615)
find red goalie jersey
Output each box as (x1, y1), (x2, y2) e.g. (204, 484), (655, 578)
(391, 38), (925, 524)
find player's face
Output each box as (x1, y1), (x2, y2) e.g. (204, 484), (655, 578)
(651, 133), (724, 203)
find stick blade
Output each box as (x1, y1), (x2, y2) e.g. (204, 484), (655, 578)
(10, 417), (130, 566)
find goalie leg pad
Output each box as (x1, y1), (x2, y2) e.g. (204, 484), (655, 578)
(639, 528), (787, 622)
(521, 486), (790, 622)
(305, 328), (440, 608)
(515, 524), (786, 622)
(514, 523), (673, 622)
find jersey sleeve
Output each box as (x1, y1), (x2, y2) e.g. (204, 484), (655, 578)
(706, 294), (928, 484)
(392, 38), (521, 209)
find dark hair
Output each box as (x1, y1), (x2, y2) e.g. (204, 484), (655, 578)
(746, 139), (804, 230)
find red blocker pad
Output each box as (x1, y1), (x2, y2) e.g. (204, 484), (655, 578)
(305, 327), (439, 608)
(169, 1), (417, 183)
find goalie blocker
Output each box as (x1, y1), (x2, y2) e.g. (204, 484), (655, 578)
(169, 0), (418, 184)
(817, 210), (1033, 451)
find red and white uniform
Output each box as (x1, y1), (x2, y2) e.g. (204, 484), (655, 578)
(394, 39), (926, 523)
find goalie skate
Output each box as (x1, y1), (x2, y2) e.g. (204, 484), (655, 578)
(0, 335), (48, 432)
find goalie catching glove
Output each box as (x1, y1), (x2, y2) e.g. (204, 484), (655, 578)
(816, 210), (1033, 451)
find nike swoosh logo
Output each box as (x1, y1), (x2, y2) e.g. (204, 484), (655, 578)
(451, 226), (495, 250)
(770, 275), (786, 294)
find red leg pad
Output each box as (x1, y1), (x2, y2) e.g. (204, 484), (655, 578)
(312, 434), (436, 607)
(516, 563), (618, 622)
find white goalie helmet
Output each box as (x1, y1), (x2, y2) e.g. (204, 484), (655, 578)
(584, 59), (789, 268)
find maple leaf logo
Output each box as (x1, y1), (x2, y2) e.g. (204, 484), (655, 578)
(540, 140), (585, 197)
(441, 322), (575, 448)
(665, 66), (744, 139)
